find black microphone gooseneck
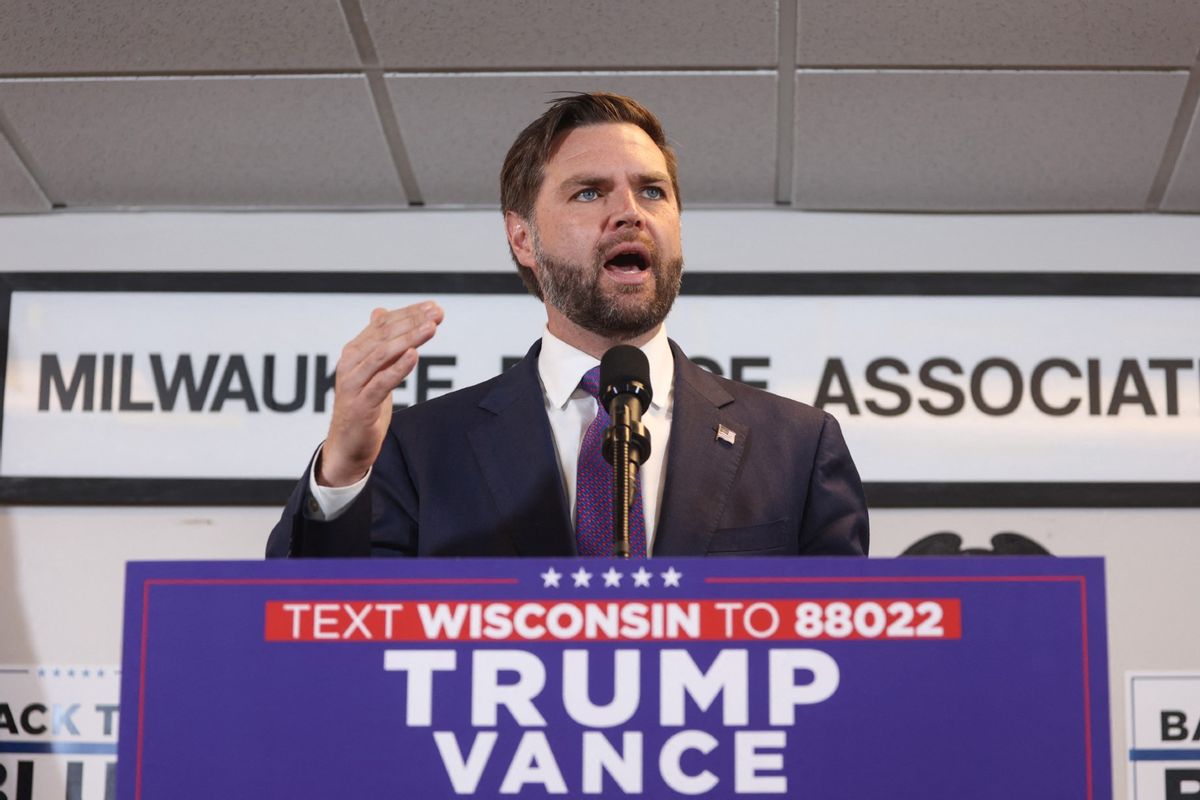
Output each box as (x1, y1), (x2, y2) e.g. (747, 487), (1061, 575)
(599, 346), (653, 558)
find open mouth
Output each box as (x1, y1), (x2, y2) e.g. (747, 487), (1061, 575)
(603, 247), (650, 274)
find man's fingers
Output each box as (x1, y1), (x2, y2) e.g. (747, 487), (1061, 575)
(340, 299), (444, 376)
(341, 316), (437, 395)
(341, 302), (440, 403)
(372, 301), (441, 337)
(358, 349), (420, 407)
(376, 302), (442, 344)
(354, 302), (436, 344)
(422, 301), (445, 325)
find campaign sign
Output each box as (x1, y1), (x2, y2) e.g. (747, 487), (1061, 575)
(1127, 673), (1200, 800)
(0, 665), (120, 800)
(117, 557), (1111, 799)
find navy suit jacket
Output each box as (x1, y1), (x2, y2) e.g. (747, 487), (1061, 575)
(266, 340), (868, 558)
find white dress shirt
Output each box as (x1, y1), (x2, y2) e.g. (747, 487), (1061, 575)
(309, 327), (675, 552)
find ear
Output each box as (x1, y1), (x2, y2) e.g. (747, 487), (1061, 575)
(505, 211), (537, 272)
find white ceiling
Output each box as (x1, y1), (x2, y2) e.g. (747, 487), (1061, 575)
(1, 0), (1198, 214)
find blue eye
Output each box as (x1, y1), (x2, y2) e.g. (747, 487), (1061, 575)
(576, 188), (599, 201)
(642, 186), (665, 200)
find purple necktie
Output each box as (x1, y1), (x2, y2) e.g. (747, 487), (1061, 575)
(575, 366), (647, 557)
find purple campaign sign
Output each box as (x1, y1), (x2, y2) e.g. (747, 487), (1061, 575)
(118, 557), (1110, 799)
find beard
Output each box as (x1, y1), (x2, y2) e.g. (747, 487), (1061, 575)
(531, 229), (684, 341)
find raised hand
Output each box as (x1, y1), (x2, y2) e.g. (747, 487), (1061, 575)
(318, 301), (444, 487)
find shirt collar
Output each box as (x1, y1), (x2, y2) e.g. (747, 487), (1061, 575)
(538, 326), (674, 411)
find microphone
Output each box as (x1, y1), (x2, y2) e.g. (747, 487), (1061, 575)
(599, 346), (653, 557)
(600, 345), (653, 464)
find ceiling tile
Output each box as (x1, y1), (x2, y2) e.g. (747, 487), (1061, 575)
(0, 0), (359, 74)
(386, 73), (777, 206)
(364, 1), (776, 69)
(0, 77), (405, 208)
(0, 130), (49, 213)
(792, 71), (1187, 211)
(1161, 102), (1200, 211)
(797, 0), (1200, 68)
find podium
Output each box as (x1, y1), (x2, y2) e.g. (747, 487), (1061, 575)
(117, 556), (1111, 799)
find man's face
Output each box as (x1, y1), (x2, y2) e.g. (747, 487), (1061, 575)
(517, 122), (683, 341)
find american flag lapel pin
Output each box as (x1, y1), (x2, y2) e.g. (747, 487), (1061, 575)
(715, 424), (737, 445)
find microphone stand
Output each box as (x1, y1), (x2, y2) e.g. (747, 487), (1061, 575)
(604, 396), (651, 558)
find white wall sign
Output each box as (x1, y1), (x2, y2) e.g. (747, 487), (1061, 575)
(1128, 672), (1200, 800)
(2, 274), (1198, 504)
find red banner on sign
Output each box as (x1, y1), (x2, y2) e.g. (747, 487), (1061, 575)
(264, 598), (962, 643)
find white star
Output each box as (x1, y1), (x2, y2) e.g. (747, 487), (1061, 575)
(661, 567), (683, 588)
(602, 568), (623, 587)
(541, 567), (562, 588)
(571, 567), (593, 588)
(631, 567), (653, 588)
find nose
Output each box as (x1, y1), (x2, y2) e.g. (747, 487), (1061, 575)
(610, 188), (645, 231)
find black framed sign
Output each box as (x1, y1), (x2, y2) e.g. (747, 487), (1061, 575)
(2, 271), (1197, 507)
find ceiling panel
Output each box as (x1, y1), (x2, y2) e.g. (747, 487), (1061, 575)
(0, 76), (405, 208)
(797, 0), (1200, 67)
(364, 1), (777, 69)
(386, 73), (777, 206)
(0, 130), (49, 213)
(0, 0), (359, 74)
(792, 71), (1187, 211)
(1161, 103), (1200, 211)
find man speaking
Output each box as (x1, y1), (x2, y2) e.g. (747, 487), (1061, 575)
(267, 93), (868, 558)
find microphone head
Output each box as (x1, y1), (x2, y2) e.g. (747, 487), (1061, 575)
(600, 344), (653, 406)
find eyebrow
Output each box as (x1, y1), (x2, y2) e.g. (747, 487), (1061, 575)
(559, 173), (672, 191)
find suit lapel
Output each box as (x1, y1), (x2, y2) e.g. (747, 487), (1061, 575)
(466, 341), (576, 556)
(653, 342), (747, 556)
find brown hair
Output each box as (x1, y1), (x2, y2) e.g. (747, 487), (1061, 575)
(500, 92), (680, 297)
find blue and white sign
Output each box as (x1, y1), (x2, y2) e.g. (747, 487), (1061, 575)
(119, 556), (1111, 799)
(1128, 672), (1200, 800)
(0, 665), (120, 800)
